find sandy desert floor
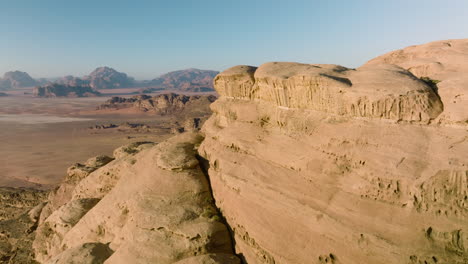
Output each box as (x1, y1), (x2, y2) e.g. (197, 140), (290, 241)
(0, 92), (186, 189)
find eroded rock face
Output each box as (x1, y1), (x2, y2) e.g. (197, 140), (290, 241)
(33, 134), (240, 264)
(214, 62), (442, 123)
(366, 39), (468, 124)
(199, 41), (468, 264)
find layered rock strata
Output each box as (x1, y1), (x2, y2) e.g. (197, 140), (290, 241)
(214, 63), (442, 123)
(366, 39), (468, 124)
(199, 49), (467, 263)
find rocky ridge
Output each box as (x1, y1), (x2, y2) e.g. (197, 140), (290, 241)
(198, 40), (468, 263)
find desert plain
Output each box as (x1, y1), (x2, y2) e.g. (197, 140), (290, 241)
(0, 89), (211, 189)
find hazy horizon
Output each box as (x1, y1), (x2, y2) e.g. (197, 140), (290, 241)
(2, 0), (468, 79)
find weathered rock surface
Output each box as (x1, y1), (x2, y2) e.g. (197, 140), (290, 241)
(33, 134), (240, 264)
(33, 83), (101, 98)
(366, 39), (468, 124)
(38, 155), (114, 225)
(215, 62), (442, 123)
(199, 40), (468, 263)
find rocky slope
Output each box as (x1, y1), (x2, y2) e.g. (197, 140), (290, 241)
(0, 187), (47, 263)
(0, 71), (38, 90)
(198, 40), (468, 263)
(33, 83), (101, 98)
(144, 68), (219, 92)
(32, 134), (240, 263)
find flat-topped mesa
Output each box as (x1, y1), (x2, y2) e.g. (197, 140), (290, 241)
(213, 65), (257, 99)
(214, 62), (443, 122)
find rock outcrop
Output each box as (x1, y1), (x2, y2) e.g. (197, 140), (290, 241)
(198, 40), (468, 263)
(96, 93), (217, 115)
(33, 83), (101, 98)
(214, 63), (442, 123)
(32, 134), (240, 264)
(366, 39), (468, 124)
(0, 71), (38, 90)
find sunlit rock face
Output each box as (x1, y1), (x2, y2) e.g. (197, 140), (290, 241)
(366, 39), (468, 124)
(33, 134), (240, 264)
(199, 41), (467, 264)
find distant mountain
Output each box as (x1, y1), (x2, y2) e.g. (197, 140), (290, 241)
(84, 67), (135, 89)
(0, 67), (219, 92)
(33, 83), (101, 98)
(0, 71), (38, 90)
(144, 69), (219, 92)
(56, 75), (92, 87)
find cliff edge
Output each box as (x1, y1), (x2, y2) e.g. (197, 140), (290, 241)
(199, 39), (468, 263)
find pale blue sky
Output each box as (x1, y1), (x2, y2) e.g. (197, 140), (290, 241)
(1, 0), (467, 79)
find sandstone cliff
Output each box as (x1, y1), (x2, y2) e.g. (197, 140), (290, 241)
(198, 40), (468, 263)
(366, 39), (468, 125)
(29, 39), (468, 264)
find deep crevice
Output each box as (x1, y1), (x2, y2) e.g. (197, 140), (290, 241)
(196, 154), (246, 264)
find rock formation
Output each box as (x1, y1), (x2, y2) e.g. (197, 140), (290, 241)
(0, 71), (38, 90)
(144, 68), (219, 92)
(366, 39), (468, 124)
(32, 134), (240, 264)
(96, 93), (217, 115)
(198, 40), (468, 263)
(33, 83), (101, 98)
(84, 67), (136, 89)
